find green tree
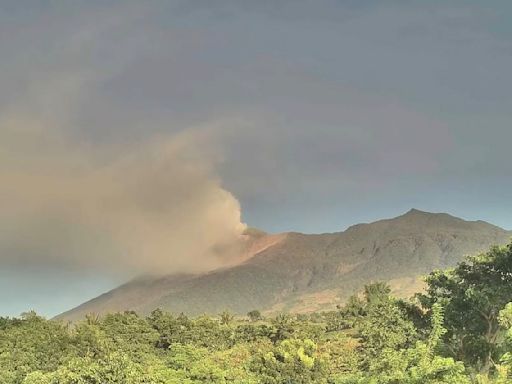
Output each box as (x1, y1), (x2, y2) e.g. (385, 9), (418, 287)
(339, 304), (470, 384)
(247, 310), (263, 322)
(98, 311), (159, 362)
(418, 242), (512, 373)
(357, 298), (417, 361)
(220, 310), (235, 326)
(250, 338), (328, 384)
(147, 309), (185, 349)
(318, 333), (360, 379)
(363, 282), (391, 305)
(270, 313), (297, 342)
(0, 312), (71, 384)
(477, 302), (512, 383)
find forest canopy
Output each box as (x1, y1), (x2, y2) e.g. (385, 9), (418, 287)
(1, 242), (512, 384)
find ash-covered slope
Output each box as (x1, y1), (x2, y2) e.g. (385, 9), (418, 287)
(58, 209), (511, 320)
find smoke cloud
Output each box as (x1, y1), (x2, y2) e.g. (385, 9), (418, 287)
(0, 116), (247, 275)
(0, 4), (252, 279)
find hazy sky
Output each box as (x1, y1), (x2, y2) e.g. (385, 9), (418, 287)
(1, 0), (512, 317)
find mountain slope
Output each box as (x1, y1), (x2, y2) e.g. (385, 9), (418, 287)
(58, 209), (511, 320)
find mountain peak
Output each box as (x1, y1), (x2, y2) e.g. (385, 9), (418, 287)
(394, 208), (468, 228)
(404, 208), (429, 216)
(400, 208), (457, 221)
(57, 211), (511, 320)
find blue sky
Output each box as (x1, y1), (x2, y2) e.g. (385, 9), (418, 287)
(1, 1), (512, 317)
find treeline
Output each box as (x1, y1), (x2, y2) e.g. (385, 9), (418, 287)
(1, 242), (512, 383)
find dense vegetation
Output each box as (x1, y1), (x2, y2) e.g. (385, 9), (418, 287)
(2, 242), (512, 383)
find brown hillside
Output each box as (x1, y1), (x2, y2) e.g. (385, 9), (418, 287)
(57, 209), (511, 321)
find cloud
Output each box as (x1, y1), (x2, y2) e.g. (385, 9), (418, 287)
(0, 2), (250, 276)
(1, 0), (511, 257)
(0, 117), (247, 274)
(1, 0), (512, 318)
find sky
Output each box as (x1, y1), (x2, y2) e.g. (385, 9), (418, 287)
(1, 0), (512, 317)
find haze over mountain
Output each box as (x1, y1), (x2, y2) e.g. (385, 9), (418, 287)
(2, 1), (512, 317)
(58, 209), (511, 321)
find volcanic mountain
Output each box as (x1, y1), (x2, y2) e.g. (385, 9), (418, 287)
(58, 209), (511, 321)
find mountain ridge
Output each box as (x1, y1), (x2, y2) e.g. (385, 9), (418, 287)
(57, 209), (511, 321)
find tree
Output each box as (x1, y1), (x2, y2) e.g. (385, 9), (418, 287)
(98, 311), (159, 362)
(480, 302), (512, 383)
(318, 333), (360, 379)
(25, 352), (148, 384)
(220, 310), (235, 326)
(0, 312), (71, 383)
(247, 310), (262, 322)
(363, 282), (391, 305)
(148, 308), (187, 349)
(328, 295), (366, 331)
(357, 291), (417, 362)
(340, 304), (470, 384)
(250, 339), (328, 384)
(418, 242), (512, 374)
(270, 313), (296, 342)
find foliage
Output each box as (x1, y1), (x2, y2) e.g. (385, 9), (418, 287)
(2, 241), (512, 383)
(418, 243), (512, 373)
(357, 295), (418, 361)
(247, 310), (263, 322)
(250, 339), (328, 384)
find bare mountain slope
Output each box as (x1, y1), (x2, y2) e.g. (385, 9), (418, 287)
(58, 209), (511, 321)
